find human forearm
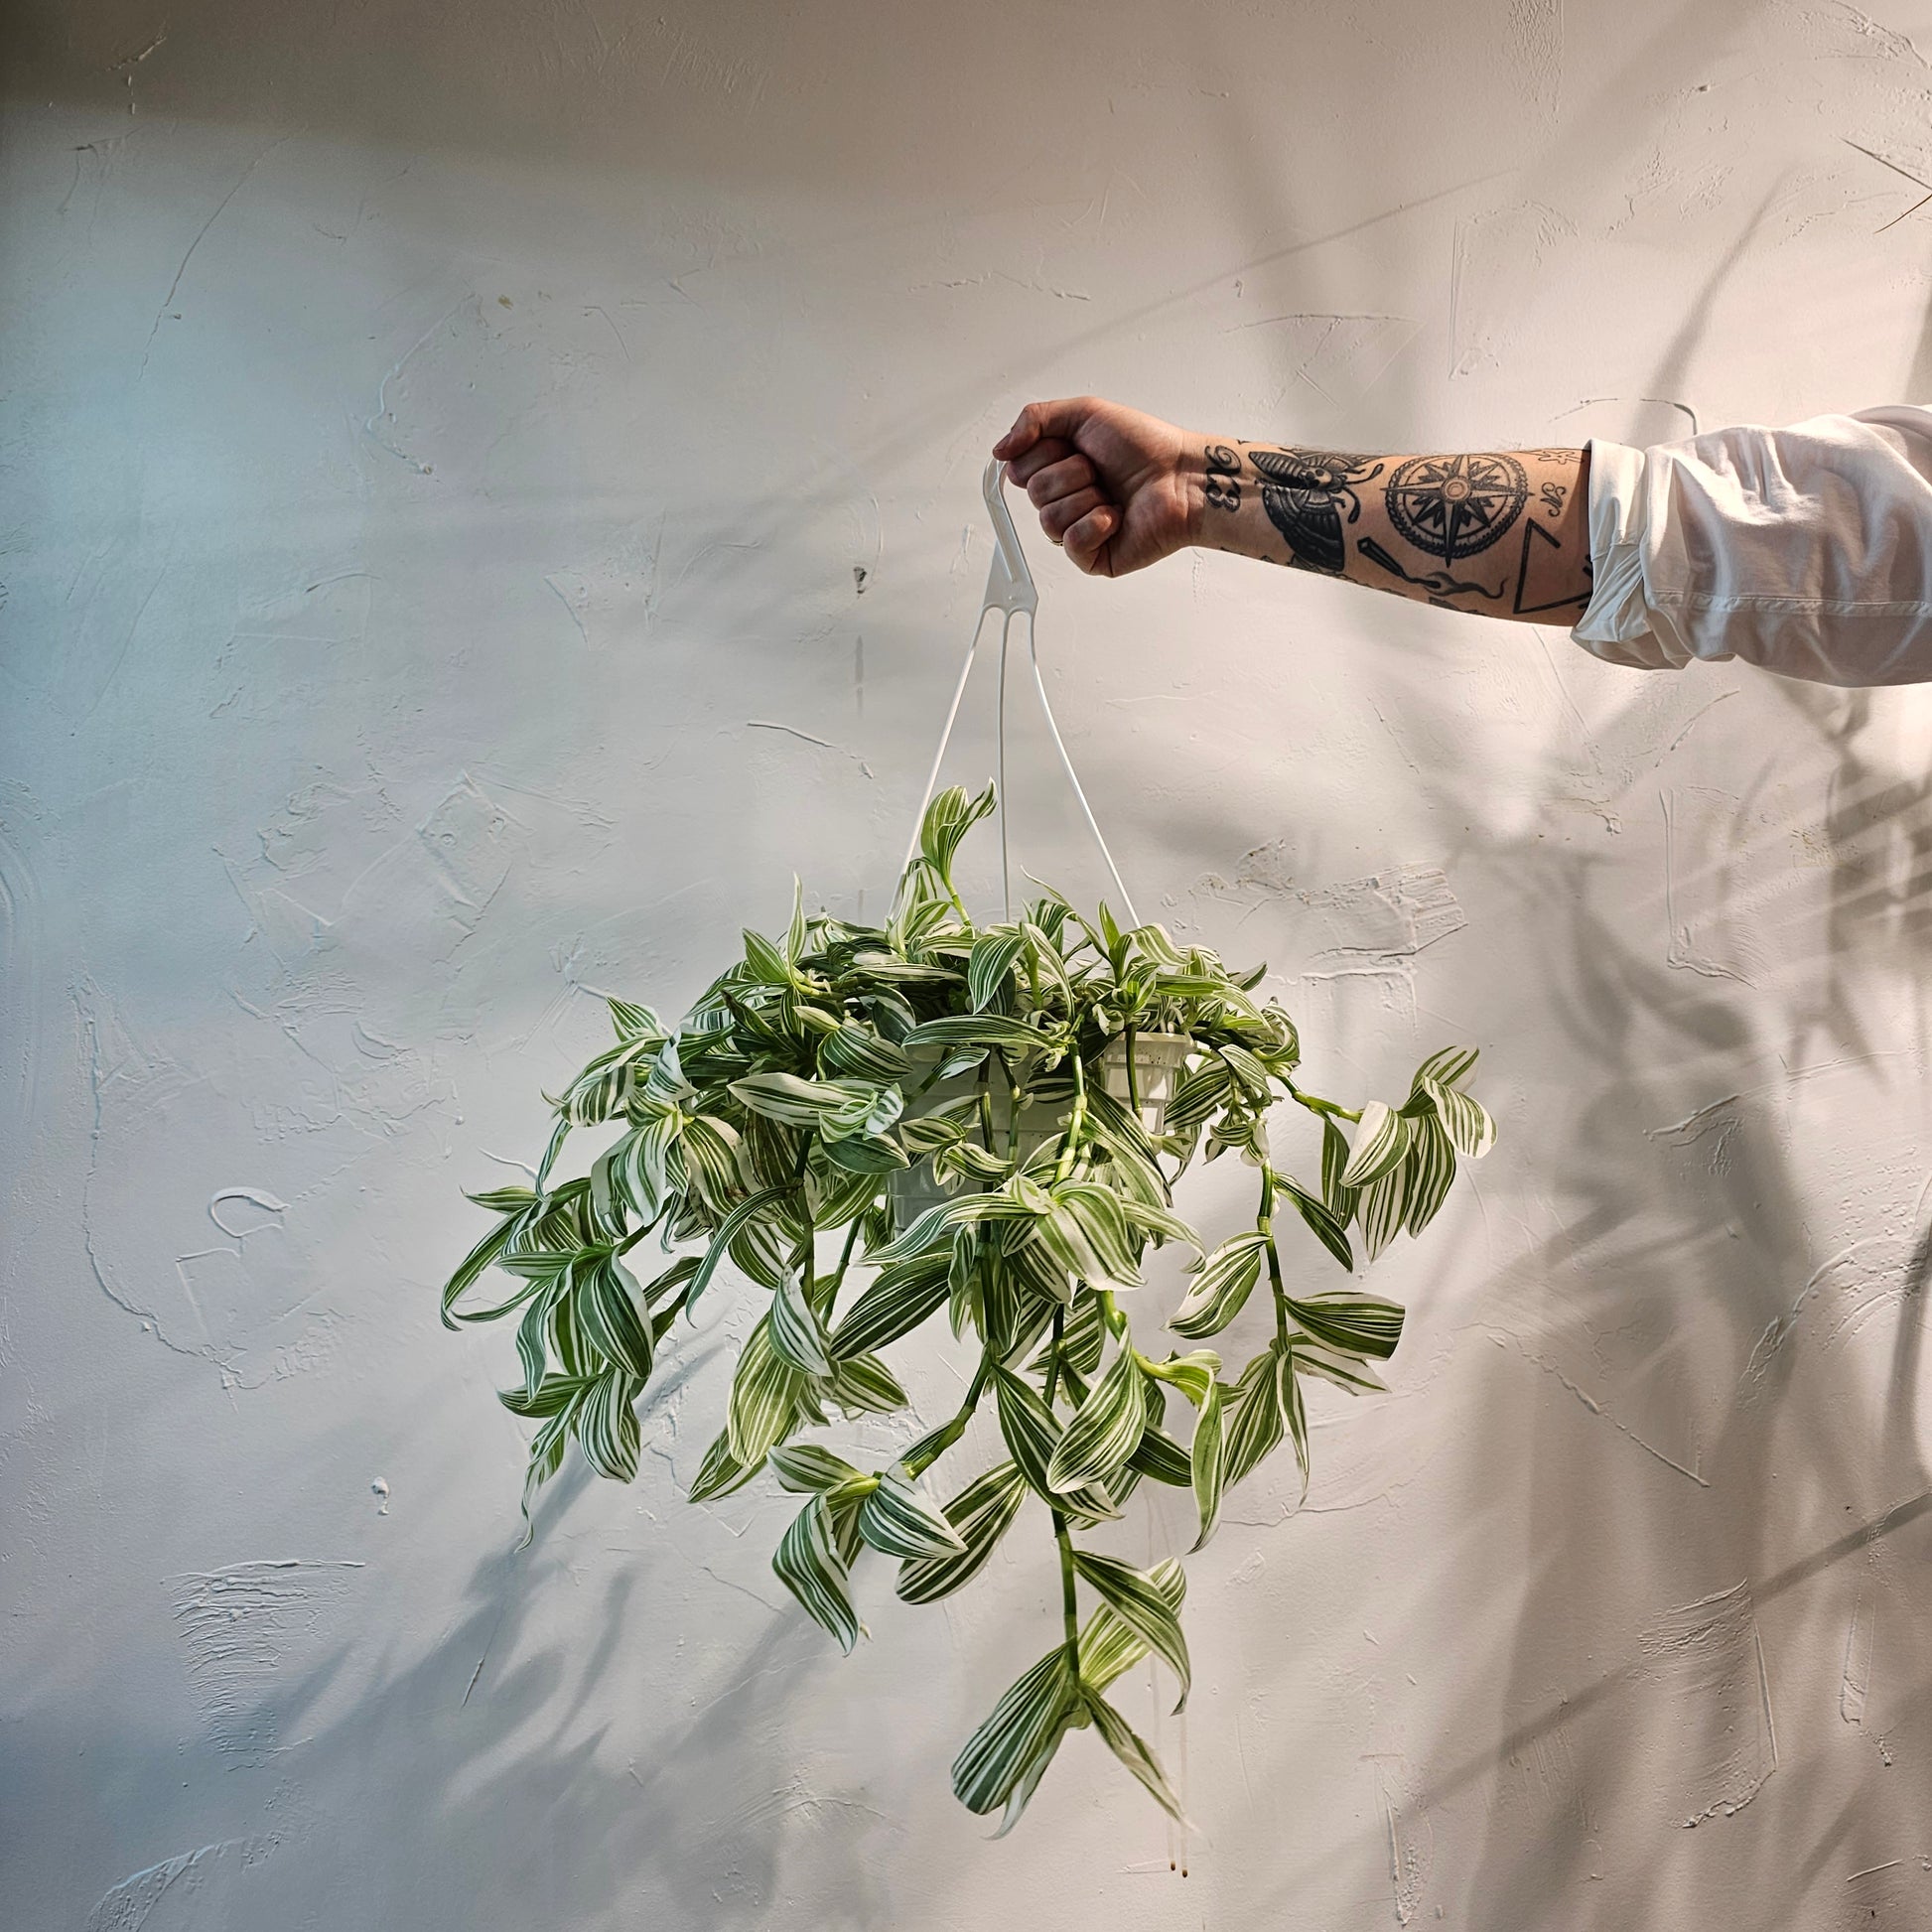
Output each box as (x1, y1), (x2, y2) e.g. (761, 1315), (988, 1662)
(1183, 437), (1591, 622)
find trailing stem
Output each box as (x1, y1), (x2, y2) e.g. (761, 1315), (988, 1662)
(1259, 1167), (1290, 1351)
(1043, 1305), (1081, 1665)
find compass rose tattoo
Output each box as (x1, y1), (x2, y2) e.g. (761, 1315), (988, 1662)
(1243, 448), (1386, 574)
(1384, 452), (1528, 563)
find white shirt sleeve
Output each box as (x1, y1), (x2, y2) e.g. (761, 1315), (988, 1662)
(1568, 405), (1932, 686)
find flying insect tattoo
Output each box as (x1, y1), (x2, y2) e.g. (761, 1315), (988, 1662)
(1248, 448), (1386, 575)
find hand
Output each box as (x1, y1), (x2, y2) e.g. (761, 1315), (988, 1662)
(993, 396), (1199, 579)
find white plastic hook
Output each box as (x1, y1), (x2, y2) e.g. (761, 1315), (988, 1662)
(980, 458), (1038, 618)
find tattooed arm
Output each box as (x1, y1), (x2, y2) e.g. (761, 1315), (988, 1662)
(995, 396), (1592, 622)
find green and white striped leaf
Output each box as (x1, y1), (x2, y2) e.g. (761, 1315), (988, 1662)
(1355, 1158), (1412, 1263)
(1071, 1549), (1191, 1710)
(829, 1252), (951, 1359)
(687, 1185), (795, 1315)
(819, 1022), (910, 1083)
(1287, 1293), (1405, 1361)
(1403, 1113), (1456, 1236)
(726, 1319), (801, 1467)
(1320, 1115), (1357, 1221)
(968, 930), (1027, 1013)
(992, 1365), (1063, 1503)
(1432, 1079), (1496, 1160)
(950, 1647), (1079, 1817)
(827, 1352), (907, 1416)
(1083, 1689), (1183, 1822)
(1279, 1347), (1310, 1491)
(1292, 1340), (1391, 1395)
(1145, 1348), (1220, 1408)
(1413, 1043), (1479, 1091)
(857, 1470), (969, 1559)
(918, 781), (997, 887)
(1277, 1174), (1354, 1273)
(608, 996), (662, 1042)
(741, 927), (793, 988)
(1079, 1557), (1185, 1691)
(730, 1070), (843, 1128)
(902, 1013), (1048, 1054)
(767, 1442), (867, 1495)
(772, 1495), (860, 1654)
(498, 1372), (588, 1420)
(575, 1366), (642, 1482)
(1048, 1182), (1146, 1289)
(1223, 1345), (1287, 1487)
(574, 1253), (655, 1380)
(441, 1214), (521, 1327)
(679, 1114), (743, 1207)
(687, 1428), (759, 1503)
(1164, 1056), (1233, 1132)
(1169, 1231), (1266, 1340)
(897, 1462), (1029, 1605)
(1045, 1346), (1146, 1494)
(1189, 1381), (1226, 1552)
(769, 1271), (834, 1378)
(1339, 1100), (1408, 1187)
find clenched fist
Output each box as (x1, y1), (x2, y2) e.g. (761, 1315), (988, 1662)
(994, 397), (1202, 579)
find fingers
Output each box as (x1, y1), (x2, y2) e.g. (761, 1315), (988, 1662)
(1038, 485), (1106, 543)
(1062, 503), (1119, 574)
(1004, 437), (1078, 490)
(992, 395), (1099, 461)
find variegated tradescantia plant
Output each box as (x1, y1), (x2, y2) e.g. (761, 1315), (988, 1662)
(442, 783), (1494, 1831)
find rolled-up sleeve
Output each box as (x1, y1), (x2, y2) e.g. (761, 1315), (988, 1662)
(1569, 405), (1932, 686)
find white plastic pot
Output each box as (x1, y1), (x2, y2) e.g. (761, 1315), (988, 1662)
(1097, 1032), (1192, 1133)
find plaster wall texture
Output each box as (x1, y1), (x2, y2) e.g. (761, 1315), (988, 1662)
(7, 2), (1932, 1926)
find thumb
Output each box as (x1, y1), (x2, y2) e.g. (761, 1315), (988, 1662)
(993, 395), (1096, 460)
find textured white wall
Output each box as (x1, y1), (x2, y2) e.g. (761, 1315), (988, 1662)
(8, 2), (1932, 1925)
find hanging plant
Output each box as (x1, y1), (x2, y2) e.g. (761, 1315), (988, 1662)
(442, 782), (1495, 1830)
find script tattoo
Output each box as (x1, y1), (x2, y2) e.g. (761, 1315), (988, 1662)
(1385, 453), (1528, 564)
(1203, 444), (1243, 513)
(1539, 481), (1567, 516)
(1249, 447), (1385, 574)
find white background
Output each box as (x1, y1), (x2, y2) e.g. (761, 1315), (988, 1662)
(7, 2), (1932, 1925)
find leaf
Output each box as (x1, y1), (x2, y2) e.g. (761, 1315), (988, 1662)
(902, 1014), (1048, 1054)
(950, 1647), (1079, 1816)
(897, 1462), (1029, 1605)
(820, 1131), (909, 1173)
(1079, 1557), (1185, 1691)
(1413, 1043), (1479, 1091)
(726, 1319), (801, 1466)
(1320, 1115), (1357, 1221)
(1145, 1348), (1220, 1407)
(1279, 1345), (1310, 1490)
(819, 1023), (910, 1083)
(857, 1470), (969, 1559)
(1433, 1080), (1497, 1160)
(992, 1364), (1063, 1504)
(1169, 1231), (1266, 1340)
(827, 1352), (907, 1416)
(1286, 1293), (1406, 1360)
(1355, 1159), (1412, 1263)
(1127, 1423), (1192, 1488)
(1339, 1101), (1408, 1187)
(575, 1366), (642, 1481)
(687, 1429), (759, 1503)
(767, 1442), (867, 1494)
(772, 1495), (860, 1654)
(498, 1372), (589, 1420)
(1293, 1340), (1391, 1395)
(989, 1711), (1074, 1840)
(1222, 1346), (1287, 1487)
(679, 1114), (743, 1208)
(1072, 1549), (1191, 1710)
(1045, 1346), (1146, 1494)
(1189, 1382), (1226, 1551)
(574, 1253), (655, 1379)
(769, 1271), (834, 1378)
(829, 1252), (952, 1359)
(730, 1070), (843, 1127)
(608, 996), (662, 1042)
(968, 930), (1027, 1013)
(1083, 1689), (1184, 1821)
(919, 781), (997, 889)
(1403, 1113), (1456, 1237)
(441, 1214), (521, 1327)
(1048, 1181), (1146, 1289)
(1164, 1057), (1233, 1132)
(1276, 1174), (1354, 1273)
(687, 1185), (794, 1315)
(741, 927), (793, 988)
